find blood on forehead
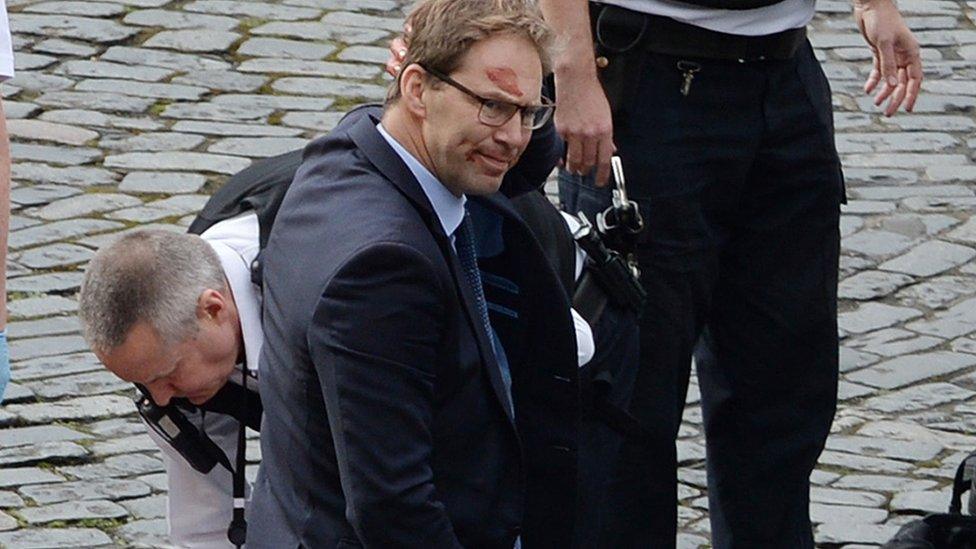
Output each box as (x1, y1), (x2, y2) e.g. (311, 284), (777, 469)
(485, 67), (523, 98)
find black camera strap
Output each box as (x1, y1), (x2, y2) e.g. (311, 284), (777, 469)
(226, 368), (248, 548)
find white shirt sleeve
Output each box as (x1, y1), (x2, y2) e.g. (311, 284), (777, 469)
(0, 0), (15, 82)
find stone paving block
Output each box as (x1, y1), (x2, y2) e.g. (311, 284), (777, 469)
(1, 383), (35, 403)
(862, 382), (976, 413)
(825, 434), (943, 462)
(854, 185), (975, 201)
(99, 131), (205, 152)
(10, 14), (139, 42)
(847, 328), (943, 357)
(8, 315), (81, 339)
(890, 489), (953, 513)
(897, 275), (976, 309)
(7, 72), (74, 93)
(77, 222), (183, 249)
(0, 426), (91, 449)
(238, 57), (380, 79)
(56, 59), (175, 82)
(119, 171), (207, 194)
(143, 29), (241, 53)
(810, 503), (888, 525)
(11, 144), (101, 166)
(928, 165), (976, 183)
(9, 219), (125, 249)
(101, 45), (231, 72)
(208, 136), (308, 158)
(3, 101), (42, 119)
(883, 213), (961, 238)
(860, 420), (976, 452)
(0, 491), (25, 509)
(13, 243), (93, 270)
(10, 184), (82, 207)
(40, 109), (165, 131)
(161, 101), (275, 123)
(838, 271), (914, 300)
(280, 110), (346, 131)
(879, 240), (976, 277)
(23, 371), (130, 400)
(34, 193), (142, 219)
(5, 395), (135, 424)
(847, 351), (976, 389)
(238, 37), (336, 59)
(840, 346), (881, 372)
(0, 468), (66, 489)
(172, 70), (268, 93)
(35, 91), (156, 113)
(810, 486), (887, 507)
(7, 296), (79, 319)
(833, 474), (938, 492)
(171, 120), (303, 137)
(908, 298), (976, 338)
(841, 200), (897, 214)
(6, 120), (98, 146)
(24, 1), (128, 17)
(818, 450), (916, 474)
(116, 518), (169, 547)
(120, 494), (167, 519)
(212, 93), (336, 112)
(137, 473), (168, 492)
(19, 479), (152, 505)
(12, 352), (102, 382)
(106, 194), (210, 222)
(837, 302), (923, 335)
(90, 433), (158, 457)
(60, 453), (165, 480)
(11, 163), (119, 187)
(0, 441), (89, 467)
(187, 0), (320, 19)
(837, 380), (875, 401)
(836, 131), (958, 153)
(271, 76), (388, 100)
(104, 151), (251, 175)
(841, 230), (915, 257)
(815, 522), (901, 546)
(123, 8), (239, 30)
(19, 499), (129, 525)
(75, 78), (209, 100)
(337, 44), (389, 64)
(32, 38), (99, 57)
(86, 418), (145, 439)
(0, 527), (113, 548)
(251, 21), (389, 44)
(843, 167), (919, 185)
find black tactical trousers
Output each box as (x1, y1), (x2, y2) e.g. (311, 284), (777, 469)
(560, 41), (843, 549)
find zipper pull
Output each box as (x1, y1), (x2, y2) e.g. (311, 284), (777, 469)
(677, 61), (701, 97)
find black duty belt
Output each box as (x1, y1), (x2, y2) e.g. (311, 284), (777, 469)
(593, 3), (807, 61)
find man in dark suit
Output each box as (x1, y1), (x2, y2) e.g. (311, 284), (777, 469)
(246, 1), (579, 547)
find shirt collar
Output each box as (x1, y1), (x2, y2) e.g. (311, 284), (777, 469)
(377, 122), (466, 238)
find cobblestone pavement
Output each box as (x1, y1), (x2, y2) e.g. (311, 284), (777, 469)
(0, 0), (974, 547)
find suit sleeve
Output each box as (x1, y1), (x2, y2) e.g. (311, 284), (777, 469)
(309, 241), (463, 549)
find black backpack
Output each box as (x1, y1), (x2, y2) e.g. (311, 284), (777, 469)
(883, 452), (976, 548)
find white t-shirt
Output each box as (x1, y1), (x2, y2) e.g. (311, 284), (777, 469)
(599, 0), (815, 36)
(0, 0), (14, 81)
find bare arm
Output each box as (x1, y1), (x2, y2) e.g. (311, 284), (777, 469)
(853, 0), (922, 116)
(538, 0), (615, 186)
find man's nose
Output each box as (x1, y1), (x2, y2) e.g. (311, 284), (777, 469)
(494, 111), (528, 146)
(148, 383), (174, 407)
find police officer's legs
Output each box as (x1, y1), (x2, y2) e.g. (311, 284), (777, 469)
(697, 43), (842, 549)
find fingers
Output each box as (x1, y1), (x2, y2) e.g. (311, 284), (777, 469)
(872, 39), (899, 106)
(564, 134), (583, 177)
(864, 51), (881, 94)
(883, 67), (907, 117)
(904, 57), (923, 112)
(593, 137), (616, 187)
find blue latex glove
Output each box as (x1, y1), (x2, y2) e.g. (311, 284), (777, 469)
(0, 330), (9, 404)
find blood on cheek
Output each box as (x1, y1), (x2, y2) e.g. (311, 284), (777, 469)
(486, 67), (523, 98)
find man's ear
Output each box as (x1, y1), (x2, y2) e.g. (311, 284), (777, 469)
(399, 63), (430, 120)
(197, 289), (226, 322)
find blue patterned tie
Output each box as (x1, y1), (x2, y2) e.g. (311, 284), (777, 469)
(455, 211), (513, 413)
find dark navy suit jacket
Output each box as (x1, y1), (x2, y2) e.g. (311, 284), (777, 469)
(247, 110), (579, 548)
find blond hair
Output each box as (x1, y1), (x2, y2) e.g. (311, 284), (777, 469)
(388, 0), (553, 102)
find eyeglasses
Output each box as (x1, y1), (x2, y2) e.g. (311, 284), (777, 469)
(421, 65), (555, 130)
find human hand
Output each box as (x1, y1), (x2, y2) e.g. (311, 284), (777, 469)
(553, 67), (615, 186)
(854, 0), (922, 116)
(0, 331), (9, 404)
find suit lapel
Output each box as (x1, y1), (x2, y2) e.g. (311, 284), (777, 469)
(349, 115), (516, 425)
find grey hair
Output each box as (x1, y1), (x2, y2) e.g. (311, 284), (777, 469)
(79, 229), (227, 353)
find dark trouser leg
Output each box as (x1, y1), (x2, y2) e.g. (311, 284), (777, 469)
(699, 43), (842, 549)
